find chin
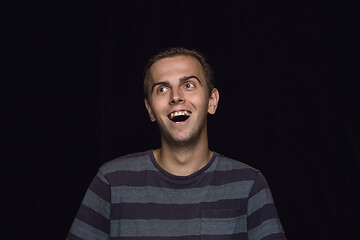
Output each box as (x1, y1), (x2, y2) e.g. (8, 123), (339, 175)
(165, 131), (202, 147)
(167, 135), (191, 145)
(160, 123), (206, 146)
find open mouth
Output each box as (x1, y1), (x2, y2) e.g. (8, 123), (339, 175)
(168, 111), (192, 123)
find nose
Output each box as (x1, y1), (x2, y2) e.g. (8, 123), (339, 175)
(170, 88), (184, 104)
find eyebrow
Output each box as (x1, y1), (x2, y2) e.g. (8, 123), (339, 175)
(151, 75), (202, 93)
(179, 75), (202, 85)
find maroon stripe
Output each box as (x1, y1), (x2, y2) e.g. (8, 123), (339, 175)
(106, 168), (257, 188)
(248, 173), (270, 197)
(110, 236), (200, 240)
(247, 203), (279, 230)
(76, 204), (110, 233)
(201, 207), (242, 218)
(67, 232), (84, 240)
(109, 233), (247, 240)
(262, 233), (286, 240)
(110, 199), (247, 220)
(200, 233), (247, 240)
(88, 174), (111, 202)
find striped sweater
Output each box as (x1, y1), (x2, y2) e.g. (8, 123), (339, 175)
(67, 150), (286, 240)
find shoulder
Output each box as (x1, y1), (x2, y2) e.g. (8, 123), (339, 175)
(99, 150), (156, 175)
(207, 153), (262, 182)
(214, 154), (274, 193)
(215, 153), (259, 173)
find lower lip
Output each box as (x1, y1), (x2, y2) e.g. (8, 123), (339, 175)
(169, 116), (191, 126)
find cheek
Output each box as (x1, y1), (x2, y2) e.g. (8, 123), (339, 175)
(190, 92), (209, 109)
(151, 99), (169, 116)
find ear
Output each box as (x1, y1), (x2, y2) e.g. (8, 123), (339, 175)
(208, 88), (219, 115)
(144, 98), (156, 122)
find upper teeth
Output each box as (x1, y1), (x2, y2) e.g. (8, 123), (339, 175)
(169, 111), (191, 119)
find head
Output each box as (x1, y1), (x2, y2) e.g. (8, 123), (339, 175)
(143, 47), (219, 146)
(143, 47), (216, 100)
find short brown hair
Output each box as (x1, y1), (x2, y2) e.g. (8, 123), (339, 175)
(143, 47), (215, 99)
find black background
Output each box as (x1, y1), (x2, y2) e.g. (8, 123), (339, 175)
(3, 0), (359, 239)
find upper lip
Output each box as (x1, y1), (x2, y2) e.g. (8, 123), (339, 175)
(168, 110), (192, 120)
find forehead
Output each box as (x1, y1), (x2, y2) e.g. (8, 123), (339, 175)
(148, 55), (205, 82)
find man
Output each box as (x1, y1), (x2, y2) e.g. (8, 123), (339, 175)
(67, 47), (286, 240)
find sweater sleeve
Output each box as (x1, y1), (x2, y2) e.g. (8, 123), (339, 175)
(247, 172), (287, 240)
(67, 171), (111, 240)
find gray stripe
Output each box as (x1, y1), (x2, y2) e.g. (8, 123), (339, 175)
(248, 188), (274, 215)
(110, 216), (247, 237)
(70, 218), (109, 240)
(111, 219), (201, 237)
(111, 181), (253, 204)
(83, 189), (111, 219)
(248, 218), (284, 240)
(97, 171), (109, 184)
(201, 215), (247, 235)
(208, 157), (254, 172)
(100, 155), (156, 174)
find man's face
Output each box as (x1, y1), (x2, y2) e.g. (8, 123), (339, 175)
(145, 55), (219, 145)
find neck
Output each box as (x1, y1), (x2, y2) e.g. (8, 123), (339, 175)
(154, 133), (212, 176)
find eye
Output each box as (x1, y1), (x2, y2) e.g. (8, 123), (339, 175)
(184, 82), (195, 89)
(157, 86), (169, 94)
